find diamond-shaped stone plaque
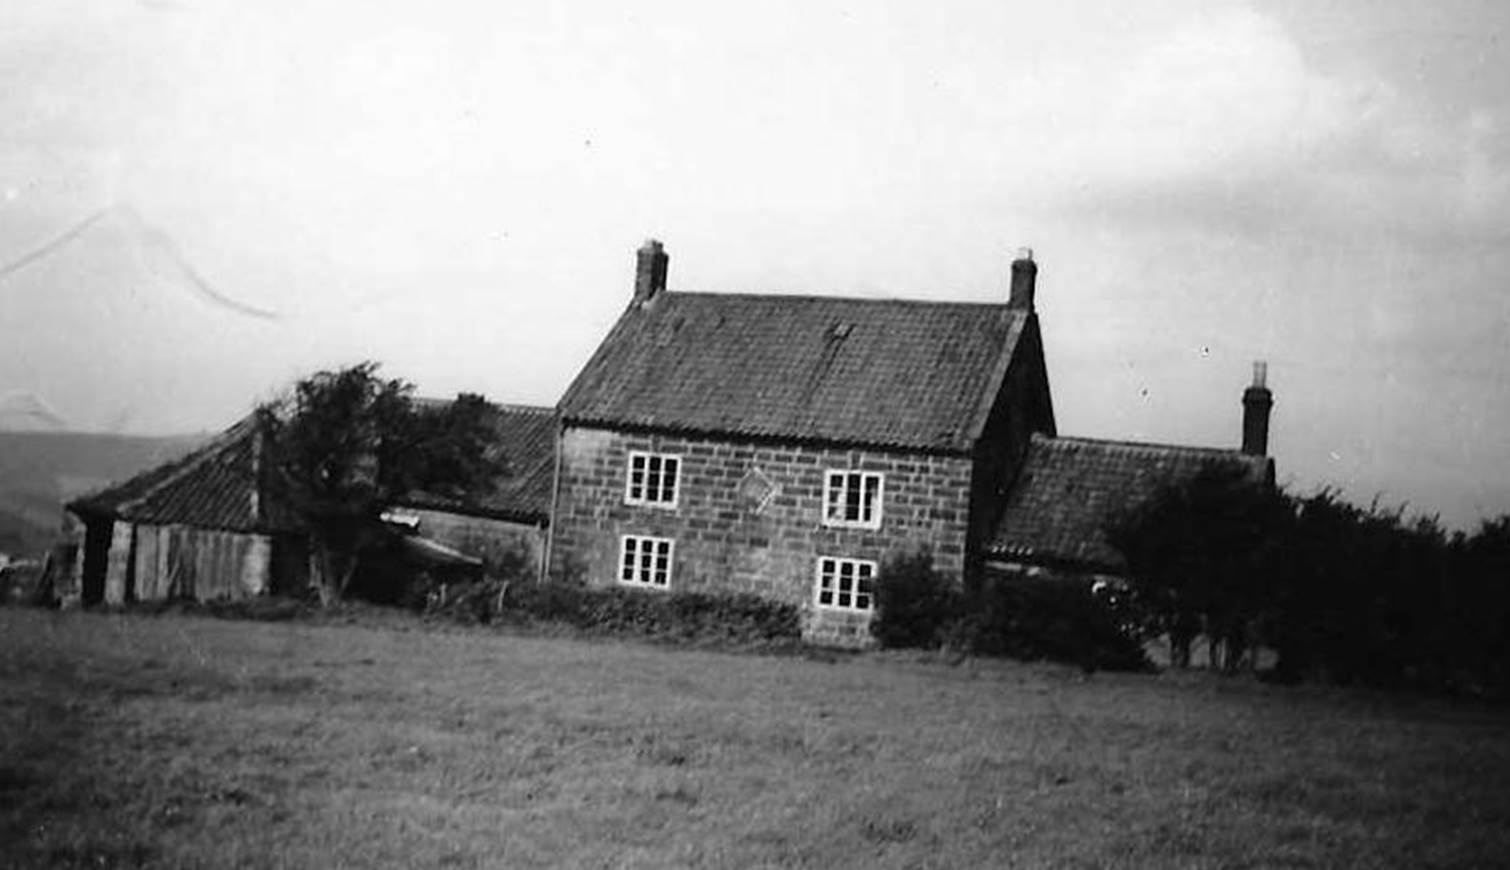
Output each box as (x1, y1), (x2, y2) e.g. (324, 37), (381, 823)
(737, 466), (777, 513)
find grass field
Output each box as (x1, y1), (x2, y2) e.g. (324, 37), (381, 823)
(3, 608), (1508, 869)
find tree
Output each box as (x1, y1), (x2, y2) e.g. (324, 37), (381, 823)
(1105, 463), (1290, 670)
(258, 362), (506, 606)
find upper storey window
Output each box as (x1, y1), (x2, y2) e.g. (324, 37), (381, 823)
(823, 471), (883, 529)
(626, 451), (680, 507)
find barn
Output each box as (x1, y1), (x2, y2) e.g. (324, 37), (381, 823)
(62, 402), (558, 606)
(64, 414), (305, 606)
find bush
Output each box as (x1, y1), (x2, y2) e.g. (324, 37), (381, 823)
(870, 547), (964, 649)
(450, 580), (802, 645)
(870, 549), (1150, 671)
(972, 574), (1152, 672)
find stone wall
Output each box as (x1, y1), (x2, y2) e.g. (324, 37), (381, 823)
(407, 508), (545, 579)
(548, 427), (974, 646)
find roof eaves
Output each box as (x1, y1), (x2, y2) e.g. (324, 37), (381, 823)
(556, 416), (976, 457)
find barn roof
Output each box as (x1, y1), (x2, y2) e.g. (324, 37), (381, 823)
(558, 292), (1032, 453)
(987, 434), (1273, 572)
(66, 415), (302, 534)
(67, 402), (559, 533)
(398, 403), (556, 523)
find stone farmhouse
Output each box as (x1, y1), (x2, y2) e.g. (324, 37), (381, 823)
(549, 241), (1057, 645)
(61, 238), (1274, 647)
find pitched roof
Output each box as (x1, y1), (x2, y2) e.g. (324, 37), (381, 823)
(398, 403), (556, 523)
(988, 434), (1273, 572)
(67, 415), (302, 534)
(67, 402), (558, 532)
(558, 292), (1031, 452)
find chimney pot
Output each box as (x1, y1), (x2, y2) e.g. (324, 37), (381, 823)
(1242, 359), (1274, 456)
(634, 238), (669, 305)
(1008, 247), (1037, 311)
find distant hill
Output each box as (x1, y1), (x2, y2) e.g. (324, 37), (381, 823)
(0, 430), (207, 558)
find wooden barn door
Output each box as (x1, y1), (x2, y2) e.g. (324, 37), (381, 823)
(166, 527), (197, 600)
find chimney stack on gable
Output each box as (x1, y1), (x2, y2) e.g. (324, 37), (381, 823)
(1242, 360), (1274, 456)
(1008, 247), (1037, 311)
(633, 238), (669, 305)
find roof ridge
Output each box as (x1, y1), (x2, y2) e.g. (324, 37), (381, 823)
(662, 289), (1012, 309)
(493, 403), (556, 416)
(1034, 432), (1257, 458)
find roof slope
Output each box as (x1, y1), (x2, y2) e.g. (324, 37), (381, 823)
(68, 403), (558, 532)
(988, 434), (1273, 571)
(67, 415), (301, 534)
(399, 403), (556, 523)
(558, 292), (1030, 452)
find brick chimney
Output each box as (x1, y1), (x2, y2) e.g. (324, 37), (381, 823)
(1242, 360), (1273, 456)
(1008, 247), (1036, 311)
(633, 238), (668, 305)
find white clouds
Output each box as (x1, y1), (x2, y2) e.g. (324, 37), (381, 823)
(1026, 6), (1510, 245)
(3, 0), (1509, 524)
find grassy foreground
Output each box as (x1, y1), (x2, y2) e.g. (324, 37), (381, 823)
(2, 608), (1508, 869)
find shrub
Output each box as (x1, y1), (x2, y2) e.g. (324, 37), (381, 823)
(870, 548), (1150, 671)
(870, 547), (964, 649)
(971, 574), (1152, 672)
(485, 581), (801, 645)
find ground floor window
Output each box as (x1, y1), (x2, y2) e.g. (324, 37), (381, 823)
(815, 556), (876, 611)
(620, 535), (673, 588)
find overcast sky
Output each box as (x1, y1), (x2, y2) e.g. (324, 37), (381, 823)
(2, 0), (1507, 530)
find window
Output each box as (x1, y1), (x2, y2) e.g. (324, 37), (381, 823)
(823, 470), (883, 528)
(620, 535), (674, 588)
(815, 557), (876, 612)
(625, 452), (681, 507)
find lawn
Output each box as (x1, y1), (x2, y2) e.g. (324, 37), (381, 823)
(2, 608), (1508, 869)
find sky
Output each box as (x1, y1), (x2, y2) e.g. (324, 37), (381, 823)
(2, 0), (1507, 530)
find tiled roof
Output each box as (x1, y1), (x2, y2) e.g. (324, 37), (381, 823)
(988, 434), (1273, 571)
(399, 403), (556, 523)
(67, 415), (302, 534)
(558, 292), (1030, 452)
(68, 402), (558, 532)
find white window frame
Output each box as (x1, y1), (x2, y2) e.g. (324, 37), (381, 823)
(822, 470), (884, 529)
(619, 535), (674, 589)
(814, 556), (878, 612)
(625, 451), (682, 509)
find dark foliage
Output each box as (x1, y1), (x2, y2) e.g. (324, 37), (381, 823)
(508, 583), (802, 644)
(258, 362), (506, 606)
(969, 575), (1154, 672)
(1263, 496), (1510, 697)
(870, 548), (1150, 672)
(1105, 465), (1510, 697)
(418, 578), (802, 645)
(1105, 462), (1290, 670)
(870, 547), (963, 649)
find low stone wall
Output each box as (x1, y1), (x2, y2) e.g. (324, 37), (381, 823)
(406, 509), (545, 579)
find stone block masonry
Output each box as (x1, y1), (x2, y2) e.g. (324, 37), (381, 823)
(548, 426), (975, 646)
(407, 508), (546, 577)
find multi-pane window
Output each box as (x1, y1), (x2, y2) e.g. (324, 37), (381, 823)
(626, 452), (680, 507)
(823, 471), (883, 529)
(815, 557), (877, 612)
(620, 535), (674, 588)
